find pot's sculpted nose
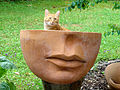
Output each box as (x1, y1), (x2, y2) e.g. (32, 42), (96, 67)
(64, 34), (84, 59)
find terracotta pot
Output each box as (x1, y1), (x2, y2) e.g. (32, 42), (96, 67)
(20, 30), (101, 84)
(105, 62), (120, 90)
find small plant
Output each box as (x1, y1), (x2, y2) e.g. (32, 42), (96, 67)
(0, 56), (16, 90)
(65, 0), (90, 11)
(113, 2), (120, 10)
(104, 24), (120, 37)
(65, 0), (108, 11)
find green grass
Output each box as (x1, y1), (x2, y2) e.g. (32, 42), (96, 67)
(0, 0), (120, 89)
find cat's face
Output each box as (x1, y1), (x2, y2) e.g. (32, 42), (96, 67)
(44, 9), (60, 26)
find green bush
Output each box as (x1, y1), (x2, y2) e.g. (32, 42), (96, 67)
(0, 56), (16, 90)
(113, 2), (120, 9)
(104, 24), (120, 37)
(65, 0), (108, 11)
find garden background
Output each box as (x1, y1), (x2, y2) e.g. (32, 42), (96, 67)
(0, 0), (120, 89)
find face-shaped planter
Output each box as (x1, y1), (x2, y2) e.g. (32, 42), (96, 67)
(20, 30), (101, 84)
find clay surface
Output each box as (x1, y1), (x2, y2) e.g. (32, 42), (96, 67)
(105, 62), (120, 90)
(20, 30), (101, 84)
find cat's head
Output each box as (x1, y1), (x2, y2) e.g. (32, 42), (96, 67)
(44, 9), (60, 26)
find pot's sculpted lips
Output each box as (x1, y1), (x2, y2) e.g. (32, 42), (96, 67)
(46, 55), (86, 68)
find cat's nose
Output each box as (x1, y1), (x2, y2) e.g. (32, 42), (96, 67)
(51, 22), (54, 25)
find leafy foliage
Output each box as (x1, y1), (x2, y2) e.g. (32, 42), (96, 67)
(0, 67), (7, 78)
(95, 0), (107, 4)
(0, 56), (16, 70)
(0, 0), (32, 2)
(0, 80), (16, 90)
(65, 0), (108, 11)
(104, 24), (120, 37)
(113, 2), (120, 9)
(0, 82), (10, 90)
(65, 0), (89, 11)
(0, 56), (16, 90)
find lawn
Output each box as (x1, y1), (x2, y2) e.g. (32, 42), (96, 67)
(0, 0), (120, 89)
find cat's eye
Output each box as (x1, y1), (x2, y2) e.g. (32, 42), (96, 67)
(49, 17), (51, 19)
(54, 18), (56, 20)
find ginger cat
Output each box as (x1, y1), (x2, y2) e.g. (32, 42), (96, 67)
(44, 9), (70, 31)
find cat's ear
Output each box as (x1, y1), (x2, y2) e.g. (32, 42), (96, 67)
(45, 9), (49, 16)
(56, 11), (60, 17)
